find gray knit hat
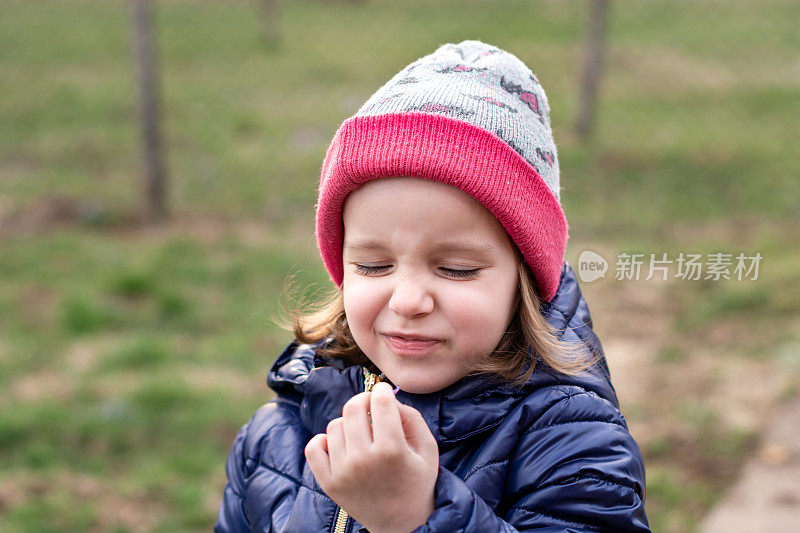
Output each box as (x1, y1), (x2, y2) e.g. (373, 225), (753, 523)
(317, 40), (568, 301)
(357, 40), (561, 201)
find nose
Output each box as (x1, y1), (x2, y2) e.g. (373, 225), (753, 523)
(388, 275), (434, 318)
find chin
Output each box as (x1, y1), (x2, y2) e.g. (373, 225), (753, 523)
(398, 383), (438, 395)
(389, 374), (457, 395)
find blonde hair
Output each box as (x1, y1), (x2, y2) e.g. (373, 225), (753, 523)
(282, 256), (597, 387)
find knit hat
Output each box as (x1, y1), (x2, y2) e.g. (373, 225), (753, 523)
(315, 40), (568, 301)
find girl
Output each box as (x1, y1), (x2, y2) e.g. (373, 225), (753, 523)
(215, 40), (649, 532)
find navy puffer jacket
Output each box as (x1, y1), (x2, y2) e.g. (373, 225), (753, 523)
(215, 263), (650, 532)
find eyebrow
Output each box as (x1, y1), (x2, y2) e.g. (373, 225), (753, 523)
(343, 240), (496, 257)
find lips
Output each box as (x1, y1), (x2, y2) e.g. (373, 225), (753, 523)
(382, 332), (443, 355)
(383, 331), (441, 342)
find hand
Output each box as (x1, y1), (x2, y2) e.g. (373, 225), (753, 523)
(305, 382), (439, 533)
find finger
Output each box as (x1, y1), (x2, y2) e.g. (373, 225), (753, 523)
(304, 434), (332, 487)
(326, 417), (346, 477)
(342, 391), (373, 454)
(398, 403), (438, 458)
(370, 382), (405, 447)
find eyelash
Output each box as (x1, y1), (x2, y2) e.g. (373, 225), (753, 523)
(353, 264), (481, 279)
(441, 267), (481, 279)
(354, 264), (390, 275)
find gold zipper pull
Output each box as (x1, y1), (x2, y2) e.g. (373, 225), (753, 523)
(363, 368), (382, 392)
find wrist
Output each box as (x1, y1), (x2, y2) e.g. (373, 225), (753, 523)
(369, 500), (433, 533)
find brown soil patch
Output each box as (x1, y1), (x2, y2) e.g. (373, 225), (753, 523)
(11, 369), (74, 403)
(66, 334), (126, 373)
(0, 195), (316, 253)
(182, 366), (266, 400)
(18, 285), (60, 330)
(0, 195), (86, 238)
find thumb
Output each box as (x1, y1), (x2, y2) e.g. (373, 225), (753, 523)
(397, 403), (438, 456)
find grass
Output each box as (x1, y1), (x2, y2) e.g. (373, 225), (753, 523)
(0, 226), (317, 530)
(1, 0), (799, 531)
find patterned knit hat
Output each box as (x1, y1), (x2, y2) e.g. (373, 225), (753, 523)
(316, 40), (568, 301)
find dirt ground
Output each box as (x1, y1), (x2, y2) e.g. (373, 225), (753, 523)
(700, 394), (800, 532)
(574, 237), (800, 530)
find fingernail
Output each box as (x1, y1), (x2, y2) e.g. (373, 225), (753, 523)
(393, 385), (401, 395)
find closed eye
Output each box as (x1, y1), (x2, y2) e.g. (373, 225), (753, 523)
(353, 264), (391, 276)
(440, 267), (481, 279)
(353, 264), (481, 279)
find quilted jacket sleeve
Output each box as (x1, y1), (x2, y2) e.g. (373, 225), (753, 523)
(412, 389), (649, 532)
(214, 387), (310, 533)
(214, 418), (251, 533)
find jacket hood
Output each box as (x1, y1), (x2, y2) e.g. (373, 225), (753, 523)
(267, 262), (618, 447)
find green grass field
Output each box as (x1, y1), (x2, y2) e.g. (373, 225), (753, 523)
(2, 0), (799, 531)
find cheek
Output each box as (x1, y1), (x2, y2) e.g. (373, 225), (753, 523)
(342, 278), (383, 335)
(448, 289), (512, 335)
(454, 278), (518, 343)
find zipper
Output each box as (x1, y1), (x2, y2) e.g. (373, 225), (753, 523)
(332, 507), (350, 533)
(363, 368), (381, 394)
(331, 368), (383, 533)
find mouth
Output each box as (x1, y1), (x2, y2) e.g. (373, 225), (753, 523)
(382, 333), (443, 355)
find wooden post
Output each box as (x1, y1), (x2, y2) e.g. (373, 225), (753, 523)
(256, 0), (281, 47)
(132, 0), (168, 221)
(575, 0), (611, 141)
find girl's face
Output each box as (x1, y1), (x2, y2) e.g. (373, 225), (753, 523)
(342, 177), (520, 394)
